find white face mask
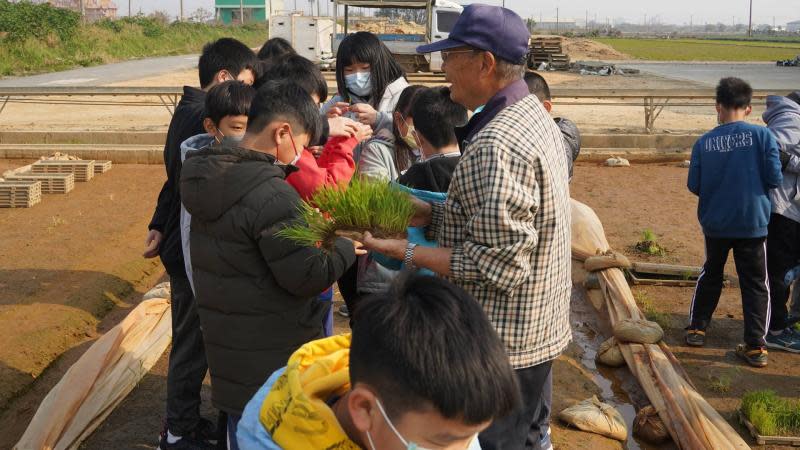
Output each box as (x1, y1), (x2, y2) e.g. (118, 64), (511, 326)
(366, 399), (478, 450)
(346, 71), (372, 97)
(274, 132), (302, 167)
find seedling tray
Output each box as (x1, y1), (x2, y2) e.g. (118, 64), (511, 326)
(32, 160), (95, 182)
(739, 410), (800, 446)
(626, 262), (731, 288)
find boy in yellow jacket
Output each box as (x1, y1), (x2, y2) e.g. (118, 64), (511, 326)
(236, 273), (521, 449)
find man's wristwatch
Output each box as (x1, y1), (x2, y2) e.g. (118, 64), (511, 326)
(404, 242), (418, 269)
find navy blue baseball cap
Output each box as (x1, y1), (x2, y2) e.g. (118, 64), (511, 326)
(417, 3), (530, 64)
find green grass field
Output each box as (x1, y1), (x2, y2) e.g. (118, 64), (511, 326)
(595, 37), (800, 61)
(0, 22), (267, 77)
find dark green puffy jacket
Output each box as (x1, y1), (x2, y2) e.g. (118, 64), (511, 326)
(180, 144), (355, 415)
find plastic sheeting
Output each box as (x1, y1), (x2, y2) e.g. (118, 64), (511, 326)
(571, 199), (749, 450)
(15, 288), (172, 450)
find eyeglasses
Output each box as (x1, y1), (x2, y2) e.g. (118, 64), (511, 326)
(441, 49), (476, 62)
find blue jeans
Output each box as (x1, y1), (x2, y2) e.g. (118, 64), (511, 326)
(320, 287), (334, 337)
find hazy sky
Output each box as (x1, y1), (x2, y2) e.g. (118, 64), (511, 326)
(125, 0), (798, 26)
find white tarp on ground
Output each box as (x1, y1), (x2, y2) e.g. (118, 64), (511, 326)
(571, 199), (749, 449)
(15, 289), (172, 450)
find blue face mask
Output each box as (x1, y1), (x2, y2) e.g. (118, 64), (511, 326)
(345, 71), (372, 97)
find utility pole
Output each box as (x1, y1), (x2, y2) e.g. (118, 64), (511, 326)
(556, 8), (559, 34)
(690, 14), (693, 33)
(585, 10), (588, 31)
(748, 0), (753, 36)
(179, 0), (183, 21)
(79, 0), (85, 23)
(240, 0), (244, 23)
(128, 0), (131, 16)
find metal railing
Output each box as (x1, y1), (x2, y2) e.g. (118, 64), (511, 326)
(0, 86), (778, 133)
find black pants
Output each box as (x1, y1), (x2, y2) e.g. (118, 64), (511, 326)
(479, 361), (553, 450)
(166, 274), (209, 435)
(689, 236), (771, 348)
(767, 213), (800, 331)
(337, 261), (362, 327)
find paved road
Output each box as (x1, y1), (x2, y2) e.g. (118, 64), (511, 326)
(0, 54), (198, 87)
(620, 62), (799, 90)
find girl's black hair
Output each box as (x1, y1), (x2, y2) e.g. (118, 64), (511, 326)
(257, 37), (296, 61)
(335, 32), (406, 108)
(392, 85), (427, 173)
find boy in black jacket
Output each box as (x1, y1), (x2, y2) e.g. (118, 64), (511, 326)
(144, 38), (257, 450)
(397, 87), (468, 193)
(180, 80), (363, 446)
(524, 71), (581, 181)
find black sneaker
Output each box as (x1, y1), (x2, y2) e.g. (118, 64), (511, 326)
(158, 421), (218, 450)
(685, 329), (706, 347)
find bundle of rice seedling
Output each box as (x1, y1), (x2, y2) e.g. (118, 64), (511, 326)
(278, 178), (415, 250)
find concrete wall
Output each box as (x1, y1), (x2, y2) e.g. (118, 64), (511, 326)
(0, 132), (700, 164)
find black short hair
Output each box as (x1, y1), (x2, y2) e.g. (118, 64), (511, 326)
(257, 37), (296, 61)
(256, 54), (328, 102)
(247, 80), (321, 145)
(198, 38), (258, 89)
(524, 71), (551, 102)
(716, 77), (753, 110)
(411, 87), (468, 149)
(787, 91), (800, 106)
(392, 85), (427, 173)
(335, 32), (406, 107)
(204, 81), (256, 126)
(350, 273), (520, 425)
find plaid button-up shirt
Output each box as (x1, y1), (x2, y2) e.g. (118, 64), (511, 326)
(430, 87), (572, 369)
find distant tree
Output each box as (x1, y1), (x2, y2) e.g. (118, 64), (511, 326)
(189, 8), (213, 23)
(149, 10), (170, 25)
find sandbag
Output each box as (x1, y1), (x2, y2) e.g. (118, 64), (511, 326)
(596, 337), (626, 367)
(559, 396), (628, 441)
(605, 157), (630, 167)
(143, 282), (171, 301)
(633, 405), (670, 444)
(613, 318), (664, 344)
(584, 250), (632, 272)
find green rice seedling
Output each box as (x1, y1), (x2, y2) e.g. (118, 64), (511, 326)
(635, 229), (667, 256)
(741, 390), (800, 436)
(277, 178), (414, 250)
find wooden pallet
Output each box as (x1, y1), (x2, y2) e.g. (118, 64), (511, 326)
(93, 160), (113, 174)
(739, 410), (800, 446)
(32, 160), (95, 182)
(0, 180), (42, 208)
(5, 172), (75, 194)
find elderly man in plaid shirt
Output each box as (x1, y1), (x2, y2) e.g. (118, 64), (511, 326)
(364, 4), (571, 450)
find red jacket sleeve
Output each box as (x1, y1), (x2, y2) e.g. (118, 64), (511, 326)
(286, 136), (357, 201)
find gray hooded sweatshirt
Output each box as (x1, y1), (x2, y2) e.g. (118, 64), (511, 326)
(764, 94), (800, 223)
(180, 133), (216, 293)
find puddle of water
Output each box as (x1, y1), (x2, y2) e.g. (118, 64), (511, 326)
(570, 286), (674, 450)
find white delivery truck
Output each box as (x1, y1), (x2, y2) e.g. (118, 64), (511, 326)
(332, 0), (463, 72)
(269, 13), (336, 66)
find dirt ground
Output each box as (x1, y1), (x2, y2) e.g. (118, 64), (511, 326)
(0, 162), (167, 449)
(3, 161), (798, 448)
(0, 63), (756, 135)
(570, 163), (800, 449)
